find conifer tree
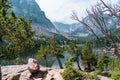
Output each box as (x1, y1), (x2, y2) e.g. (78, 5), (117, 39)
(0, 0), (35, 79)
(47, 37), (64, 69)
(66, 41), (82, 70)
(37, 44), (49, 67)
(97, 54), (110, 71)
(0, 1), (35, 59)
(81, 41), (97, 72)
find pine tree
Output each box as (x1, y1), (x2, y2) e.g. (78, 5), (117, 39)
(61, 58), (82, 80)
(97, 54), (110, 71)
(81, 41), (97, 72)
(0, 7), (35, 59)
(47, 37), (64, 69)
(0, 14), (35, 59)
(0, 0), (35, 79)
(66, 41), (82, 70)
(37, 44), (49, 67)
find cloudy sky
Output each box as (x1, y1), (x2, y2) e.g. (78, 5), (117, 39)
(35, 0), (118, 24)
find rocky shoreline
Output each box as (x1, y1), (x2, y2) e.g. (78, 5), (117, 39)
(1, 65), (64, 80)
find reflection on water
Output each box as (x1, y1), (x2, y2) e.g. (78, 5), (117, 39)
(52, 53), (71, 68)
(52, 53), (84, 70)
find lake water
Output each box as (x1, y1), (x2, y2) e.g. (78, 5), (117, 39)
(0, 52), (71, 67)
(52, 53), (71, 68)
(0, 51), (85, 70)
(0, 44), (97, 69)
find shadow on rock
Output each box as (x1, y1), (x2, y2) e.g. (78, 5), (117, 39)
(30, 70), (48, 79)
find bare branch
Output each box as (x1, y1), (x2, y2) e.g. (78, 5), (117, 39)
(71, 0), (120, 58)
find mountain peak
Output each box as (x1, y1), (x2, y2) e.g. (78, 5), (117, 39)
(11, 0), (58, 36)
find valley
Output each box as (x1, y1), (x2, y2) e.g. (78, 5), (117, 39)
(0, 0), (120, 80)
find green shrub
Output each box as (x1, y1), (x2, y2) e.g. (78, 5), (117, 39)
(82, 73), (93, 79)
(101, 72), (111, 77)
(61, 58), (82, 80)
(113, 58), (120, 71)
(61, 58), (98, 80)
(111, 72), (120, 80)
(61, 67), (82, 80)
(81, 71), (98, 79)
(94, 70), (102, 76)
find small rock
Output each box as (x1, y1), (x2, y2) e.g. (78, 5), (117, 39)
(28, 58), (40, 73)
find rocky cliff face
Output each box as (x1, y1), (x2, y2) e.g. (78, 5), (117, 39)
(10, 0), (57, 36)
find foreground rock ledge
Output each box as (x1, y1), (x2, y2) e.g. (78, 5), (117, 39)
(1, 65), (64, 80)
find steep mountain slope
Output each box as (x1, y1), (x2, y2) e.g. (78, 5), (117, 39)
(54, 22), (89, 37)
(10, 0), (57, 36)
(54, 14), (119, 38)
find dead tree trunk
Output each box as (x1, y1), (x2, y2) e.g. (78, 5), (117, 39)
(71, 0), (120, 58)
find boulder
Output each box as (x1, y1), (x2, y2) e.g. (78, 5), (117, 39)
(28, 58), (40, 73)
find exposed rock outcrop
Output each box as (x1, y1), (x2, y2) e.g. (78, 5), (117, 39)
(19, 70), (31, 80)
(1, 65), (64, 80)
